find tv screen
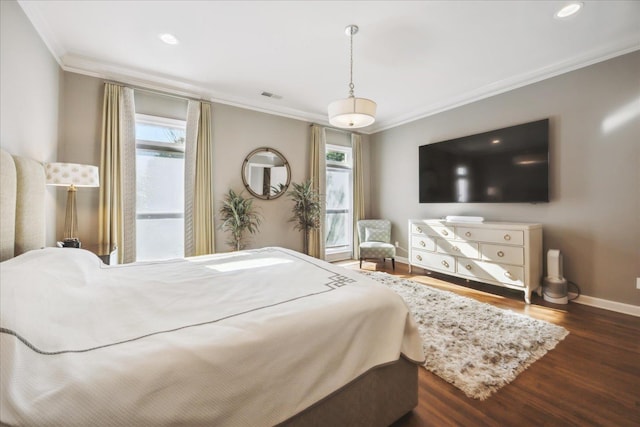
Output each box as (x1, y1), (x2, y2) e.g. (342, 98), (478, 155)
(419, 119), (549, 203)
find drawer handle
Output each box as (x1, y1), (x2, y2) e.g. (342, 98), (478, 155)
(420, 240), (426, 247)
(416, 255), (422, 261)
(416, 227), (422, 233)
(465, 231), (471, 237)
(504, 271), (513, 279)
(442, 230), (449, 236)
(452, 246), (459, 251)
(441, 260), (449, 268)
(497, 251), (504, 257)
(465, 264), (472, 270)
(504, 234), (511, 241)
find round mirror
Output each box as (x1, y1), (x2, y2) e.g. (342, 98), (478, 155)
(242, 147), (291, 200)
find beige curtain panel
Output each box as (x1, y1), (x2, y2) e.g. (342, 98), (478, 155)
(184, 101), (215, 257)
(184, 101), (200, 257)
(194, 102), (214, 255)
(352, 133), (365, 260)
(98, 83), (136, 264)
(308, 124), (326, 259)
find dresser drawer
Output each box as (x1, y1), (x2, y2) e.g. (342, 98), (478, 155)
(411, 250), (456, 274)
(436, 238), (479, 259)
(432, 225), (455, 239)
(411, 222), (455, 238)
(480, 244), (524, 266)
(411, 235), (436, 251)
(410, 249), (430, 268)
(411, 223), (431, 236)
(456, 227), (524, 246)
(409, 219), (542, 304)
(457, 259), (525, 287)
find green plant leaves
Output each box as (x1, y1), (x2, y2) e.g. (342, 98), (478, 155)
(287, 179), (321, 232)
(218, 189), (262, 251)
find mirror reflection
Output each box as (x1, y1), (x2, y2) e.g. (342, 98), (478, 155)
(242, 147), (290, 200)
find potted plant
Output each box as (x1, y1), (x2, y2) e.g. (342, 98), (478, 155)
(219, 189), (261, 251)
(287, 179), (321, 255)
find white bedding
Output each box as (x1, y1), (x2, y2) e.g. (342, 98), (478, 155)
(0, 247), (424, 426)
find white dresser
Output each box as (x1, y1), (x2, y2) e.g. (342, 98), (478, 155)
(408, 219), (543, 303)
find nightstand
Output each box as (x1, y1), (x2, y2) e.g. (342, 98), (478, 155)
(84, 243), (118, 265)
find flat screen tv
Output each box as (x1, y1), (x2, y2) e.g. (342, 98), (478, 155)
(419, 119), (549, 203)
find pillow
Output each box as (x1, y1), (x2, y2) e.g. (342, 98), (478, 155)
(365, 227), (388, 243)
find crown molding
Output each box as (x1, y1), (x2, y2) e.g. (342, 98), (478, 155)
(19, 0), (639, 136)
(18, 0), (66, 67)
(63, 35), (638, 135)
(369, 37), (640, 133)
(61, 54), (331, 127)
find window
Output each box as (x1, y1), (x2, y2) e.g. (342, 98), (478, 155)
(325, 144), (353, 261)
(135, 114), (186, 261)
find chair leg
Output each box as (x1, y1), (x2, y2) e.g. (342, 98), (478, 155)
(392, 258), (395, 270)
(359, 258), (363, 268)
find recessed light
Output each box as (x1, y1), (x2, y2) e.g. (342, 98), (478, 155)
(159, 33), (179, 45)
(555, 2), (583, 19)
(491, 139), (501, 144)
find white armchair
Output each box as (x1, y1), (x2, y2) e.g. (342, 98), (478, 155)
(357, 219), (395, 270)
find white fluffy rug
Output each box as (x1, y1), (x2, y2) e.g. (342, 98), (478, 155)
(361, 271), (569, 400)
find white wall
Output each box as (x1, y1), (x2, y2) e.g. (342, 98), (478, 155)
(57, 72), (104, 246)
(2, 0), (633, 306)
(58, 73), (326, 253)
(370, 51), (640, 306)
(211, 103), (310, 252)
(0, 0), (61, 246)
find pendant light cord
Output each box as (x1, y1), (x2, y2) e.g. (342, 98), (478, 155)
(327, 24), (375, 128)
(348, 27), (355, 98)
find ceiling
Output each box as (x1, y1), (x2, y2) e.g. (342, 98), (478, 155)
(19, 1), (640, 133)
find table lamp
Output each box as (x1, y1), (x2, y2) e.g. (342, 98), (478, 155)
(45, 162), (99, 247)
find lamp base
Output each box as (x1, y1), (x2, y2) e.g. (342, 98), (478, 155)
(62, 238), (81, 248)
(63, 185), (79, 241)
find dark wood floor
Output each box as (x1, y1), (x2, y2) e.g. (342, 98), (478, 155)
(339, 260), (640, 427)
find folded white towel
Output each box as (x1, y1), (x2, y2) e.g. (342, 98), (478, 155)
(445, 215), (485, 223)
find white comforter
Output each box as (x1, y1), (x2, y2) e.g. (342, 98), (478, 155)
(0, 247), (424, 426)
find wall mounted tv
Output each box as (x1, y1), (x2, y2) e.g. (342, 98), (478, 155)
(419, 119), (549, 203)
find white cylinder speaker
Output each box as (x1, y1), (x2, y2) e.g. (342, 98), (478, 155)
(543, 249), (568, 304)
(543, 277), (568, 304)
(547, 249), (563, 280)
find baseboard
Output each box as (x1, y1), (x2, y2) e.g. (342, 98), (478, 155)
(401, 257), (640, 317)
(568, 293), (640, 317)
(396, 256), (409, 265)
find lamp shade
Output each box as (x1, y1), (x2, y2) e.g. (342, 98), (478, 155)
(45, 162), (99, 187)
(328, 97), (377, 129)
(45, 162), (99, 243)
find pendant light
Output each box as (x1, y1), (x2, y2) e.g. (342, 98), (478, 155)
(328, 25), (377, 129)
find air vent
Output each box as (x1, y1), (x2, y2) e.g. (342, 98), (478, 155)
(261, 91), (282, 100)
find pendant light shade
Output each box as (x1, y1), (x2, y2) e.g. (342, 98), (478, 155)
(328, 97), (377, 128)
(328, 25), (376, 129)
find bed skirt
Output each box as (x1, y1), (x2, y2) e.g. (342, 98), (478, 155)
(279, 356), (418, 427)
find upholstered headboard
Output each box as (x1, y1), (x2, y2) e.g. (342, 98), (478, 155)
(0, 149), (46, 261)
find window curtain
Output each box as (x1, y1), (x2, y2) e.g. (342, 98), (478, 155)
(98, 83), (136, 264)
(184, 101), (214, 257)
(352, 133), (365, 260)
(308, 124), (326, 259)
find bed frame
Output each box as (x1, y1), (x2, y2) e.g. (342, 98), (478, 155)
(0, 148), (418, 426)
(0, 149), (45, 261)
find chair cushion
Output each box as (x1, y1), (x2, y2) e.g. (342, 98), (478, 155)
(364, 227), (388, 243)
(360, 241), (395, 259)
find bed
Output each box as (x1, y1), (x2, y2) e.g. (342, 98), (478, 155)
(0, 149), (425, 426)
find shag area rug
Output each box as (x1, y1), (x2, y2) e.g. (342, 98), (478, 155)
(361, 271), (569, 400)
